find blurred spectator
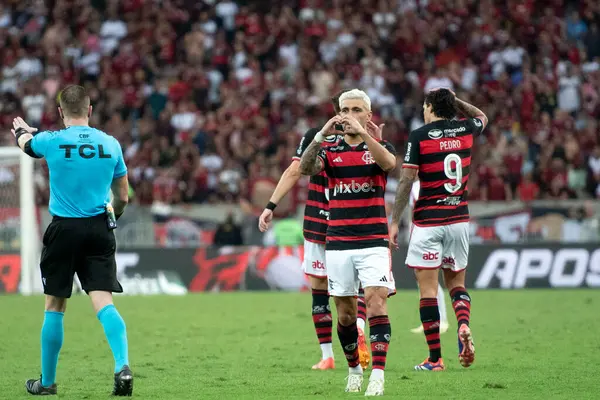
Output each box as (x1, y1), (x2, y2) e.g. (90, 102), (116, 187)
(516, 171), (540, 202)
(557, 64), (581, 114)
(588, 146), (600, 197)
(213, 212), (243, 246)
(561, 207), (584, 242)
(581, 201), (600, 241)
(263, 218), (304, 247)
(0, 0), (599, 212)
(561, 203), (600, 242)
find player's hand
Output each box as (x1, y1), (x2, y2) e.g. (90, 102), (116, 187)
(258, 209), (273, 232)
(11, 117), (38, 137)
(367, 121), (384, 140)
(341, 115), (367, 136)
(322, 115), (343, 136)
(389, 223), (399, 249)
(315, 115), (342, 143)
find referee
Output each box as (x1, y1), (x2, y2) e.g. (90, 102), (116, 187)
(12, 85), (133, 396)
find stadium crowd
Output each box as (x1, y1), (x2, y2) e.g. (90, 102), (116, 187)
(1, 0), (600, 214)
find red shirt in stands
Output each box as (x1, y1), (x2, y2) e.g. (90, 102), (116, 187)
(517, 180), (540, 201)
(504, 152), (524, 177)
(486, 174), (508, 201)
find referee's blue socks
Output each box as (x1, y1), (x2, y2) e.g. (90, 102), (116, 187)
(97, 304), (129, 373)
(41, 311), (64, 387)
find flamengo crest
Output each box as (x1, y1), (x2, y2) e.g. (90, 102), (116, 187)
(362, 151), (375, 164)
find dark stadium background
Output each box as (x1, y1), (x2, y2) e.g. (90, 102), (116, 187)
(0, 1), (599, 398)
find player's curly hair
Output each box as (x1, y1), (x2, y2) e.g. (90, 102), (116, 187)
(425, 89), (457, 120)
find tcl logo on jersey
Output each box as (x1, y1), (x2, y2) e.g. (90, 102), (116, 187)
(312, 260), (325, 270)
(332, 180), (376, 196)
(60, 144), (112, 159)
(423, 252), (439, 261)
(475, 248), (600, 289)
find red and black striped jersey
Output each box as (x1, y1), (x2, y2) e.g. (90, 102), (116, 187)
(292, 128), (342, 244)
(403, 117), (486, 227)
(317, 139), (396, 250)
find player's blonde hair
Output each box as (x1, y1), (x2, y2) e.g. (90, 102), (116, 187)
(338, 89), (371, 111)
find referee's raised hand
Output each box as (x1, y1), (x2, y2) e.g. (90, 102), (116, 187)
(11, 117), (38, 137)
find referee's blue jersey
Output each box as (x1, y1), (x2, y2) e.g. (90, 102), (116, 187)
(30, 126), (127, 218)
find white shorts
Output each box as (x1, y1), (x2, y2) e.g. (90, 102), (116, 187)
(302, 240), (327, 277)
(405, 222), (469, 272)
(326, 247), (396, 297)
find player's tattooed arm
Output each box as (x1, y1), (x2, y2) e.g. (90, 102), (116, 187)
(454, 98), (488, 127)
(299, 141), (324, 176)
(391, 167), (418, 225)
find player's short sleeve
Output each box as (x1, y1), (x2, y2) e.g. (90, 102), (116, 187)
(293, 128), (320, 161)
(29, 131), (53, 158)
(402, 130), (420, 168)
(381, 140), (396, 155)
(113, 138), (127, 179)
(317, 148), (328, 172)
(467, 117), (486, 136)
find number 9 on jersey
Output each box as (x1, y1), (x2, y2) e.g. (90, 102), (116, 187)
(443, 153), (462, 193)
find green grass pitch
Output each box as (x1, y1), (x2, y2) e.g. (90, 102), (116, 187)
(1, 290), (599, 399)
